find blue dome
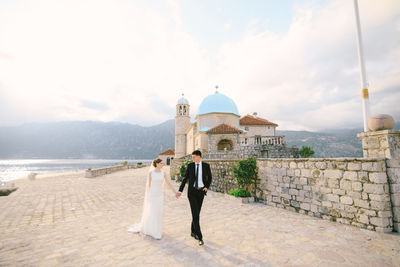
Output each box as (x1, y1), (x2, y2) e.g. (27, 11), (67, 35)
(197, 92), (239, 116)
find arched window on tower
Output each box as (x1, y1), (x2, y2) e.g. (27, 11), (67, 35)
(183, 106), (186, 115)
(179, 106), (182, 115)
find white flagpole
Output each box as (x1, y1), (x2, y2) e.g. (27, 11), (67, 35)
(353, 0), (371, 132)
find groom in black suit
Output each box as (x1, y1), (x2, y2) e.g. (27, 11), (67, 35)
(176, 150), (212, 246)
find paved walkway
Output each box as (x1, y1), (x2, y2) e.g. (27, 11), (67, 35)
(0, 167), (399, 266)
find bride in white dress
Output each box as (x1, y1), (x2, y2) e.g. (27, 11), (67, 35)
(128, 158), (177, 239)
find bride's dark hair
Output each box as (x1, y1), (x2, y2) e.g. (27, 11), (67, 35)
(152, 158), (162, 167)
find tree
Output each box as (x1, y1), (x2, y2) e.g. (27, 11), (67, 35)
(299, 146), (315, 158)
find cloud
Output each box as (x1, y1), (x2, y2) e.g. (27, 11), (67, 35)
(0, 0), (212, 126)
(215, 0), (400, 130)
(0, 0), (399, 131)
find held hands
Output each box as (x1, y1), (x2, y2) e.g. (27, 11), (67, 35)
(176, 192), (181, 199)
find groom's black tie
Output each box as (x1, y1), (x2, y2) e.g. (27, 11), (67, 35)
(195, 163), (199, 189)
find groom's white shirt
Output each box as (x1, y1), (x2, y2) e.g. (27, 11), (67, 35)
(178, 161), (204, 193)
(196, 161), (205, 188)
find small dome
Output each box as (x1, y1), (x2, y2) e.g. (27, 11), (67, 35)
(197, 91), (239, 116)
(177, 94), (189, 105)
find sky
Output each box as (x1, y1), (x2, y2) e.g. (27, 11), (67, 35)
(0, 0), (399, 131)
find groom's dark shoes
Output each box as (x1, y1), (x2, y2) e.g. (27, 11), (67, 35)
(191, 232), (199, 240)
(199, 240), (204, 246)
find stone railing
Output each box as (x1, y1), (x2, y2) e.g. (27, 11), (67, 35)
(85, 164), (148, 178)
(240, 135), (285, 146)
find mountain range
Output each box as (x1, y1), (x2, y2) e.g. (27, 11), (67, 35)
(0, 120), (398, 159)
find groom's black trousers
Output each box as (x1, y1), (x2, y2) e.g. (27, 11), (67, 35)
(188, 189), (205, 240)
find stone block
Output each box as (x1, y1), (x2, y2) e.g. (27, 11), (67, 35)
(390, 184), (400, 193)
(311, 204), (318, 212)
(328, 178), (339, 188)
(347, 191), (362, 199)
(326, 194), (339, 203)
(357, 214), (369, 224)
(315, 162), (326, 170)
(348, 163), (361, 171)
(362, 162), (373, 171)
(289, 162), (297, 168)
(318, 206), (328, 214)
(387, 159), (400, 168)
(299, 177), (308, 185)
(272, 196), (281, 203)
(358, 172), (369, 182)
(289, 189), (299, 195)
(340, 180), (352, 190)
(378, 211), (392, 218)
(391, 194), (400, 206)
(370, 201), (390, 211)
(369, 194), (390, 202)
(370, 217), (390, 227)
(343, 171), (358, 181)
(303, 185), (311, 191)
(363, 184), (384, 194)
(340, 211), (355, 219)
(375, 227), (394, 233)
(324, 170), (343, 179)
(322, 201), (332, 207)
(395, 222), (400, 232)
(354, 199), (369, 209)
(300, 203), (311, 211)
(340, 196), (353, 205)
(344, 205), (357, 213)
(333, 189), (345, 195)
(320, 187), (332, 194)
(369, 172), (387, 184)
(290, 200), (300, 208)
(387, 168), (400, 184)
(392, 207), (400, 221)
(352, 182), (362, 192)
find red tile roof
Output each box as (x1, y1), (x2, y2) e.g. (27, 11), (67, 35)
(158, 148), (175, 155)
(240, 115), (278, 126)
(206, 123), (243, 134)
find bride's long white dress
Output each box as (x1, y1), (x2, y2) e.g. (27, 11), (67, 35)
(128, 170), (164, 239)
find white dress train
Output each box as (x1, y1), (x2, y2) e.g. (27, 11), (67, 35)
(128, 170), (165, 239)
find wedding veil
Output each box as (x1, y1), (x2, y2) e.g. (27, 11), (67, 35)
(128, 162), (155, 233)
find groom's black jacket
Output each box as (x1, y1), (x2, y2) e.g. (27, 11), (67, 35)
(179, 162), (212, 196)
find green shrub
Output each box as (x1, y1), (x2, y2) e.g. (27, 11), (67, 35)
(299, 146), (315, 158)
(228, 189), (250, 198)
(179, 160), (192, 178)
(231, 157), (259, 198)
(137, 162), (142, 166)
(121, 161), (128, 166)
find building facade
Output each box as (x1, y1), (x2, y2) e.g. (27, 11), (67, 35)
(174, 90), (298, 159)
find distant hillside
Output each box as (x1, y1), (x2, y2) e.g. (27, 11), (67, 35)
(0, 120), (175, 159)
(278, 129), (363, 158)
(278, 121), (400, 158)
(0, 120), (398, 159)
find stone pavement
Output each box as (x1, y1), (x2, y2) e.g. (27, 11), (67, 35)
(0, 167), (399, 267)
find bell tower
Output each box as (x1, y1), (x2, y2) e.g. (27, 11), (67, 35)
(175, 94), (190, 158)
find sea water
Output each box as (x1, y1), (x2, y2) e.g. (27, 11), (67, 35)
(0, 159), (151, 182)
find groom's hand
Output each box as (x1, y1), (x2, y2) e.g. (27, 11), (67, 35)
(202, 188), (207, 192)
(176, 192), (181, 199)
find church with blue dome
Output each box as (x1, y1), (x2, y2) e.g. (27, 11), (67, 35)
(174, 88), (298, 159)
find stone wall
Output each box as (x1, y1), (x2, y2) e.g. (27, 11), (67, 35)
(172, 157), (395, 232)
(387, 158), (400, 231)
(258, 158), (392, 232)
(170, 130), (400, 232)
